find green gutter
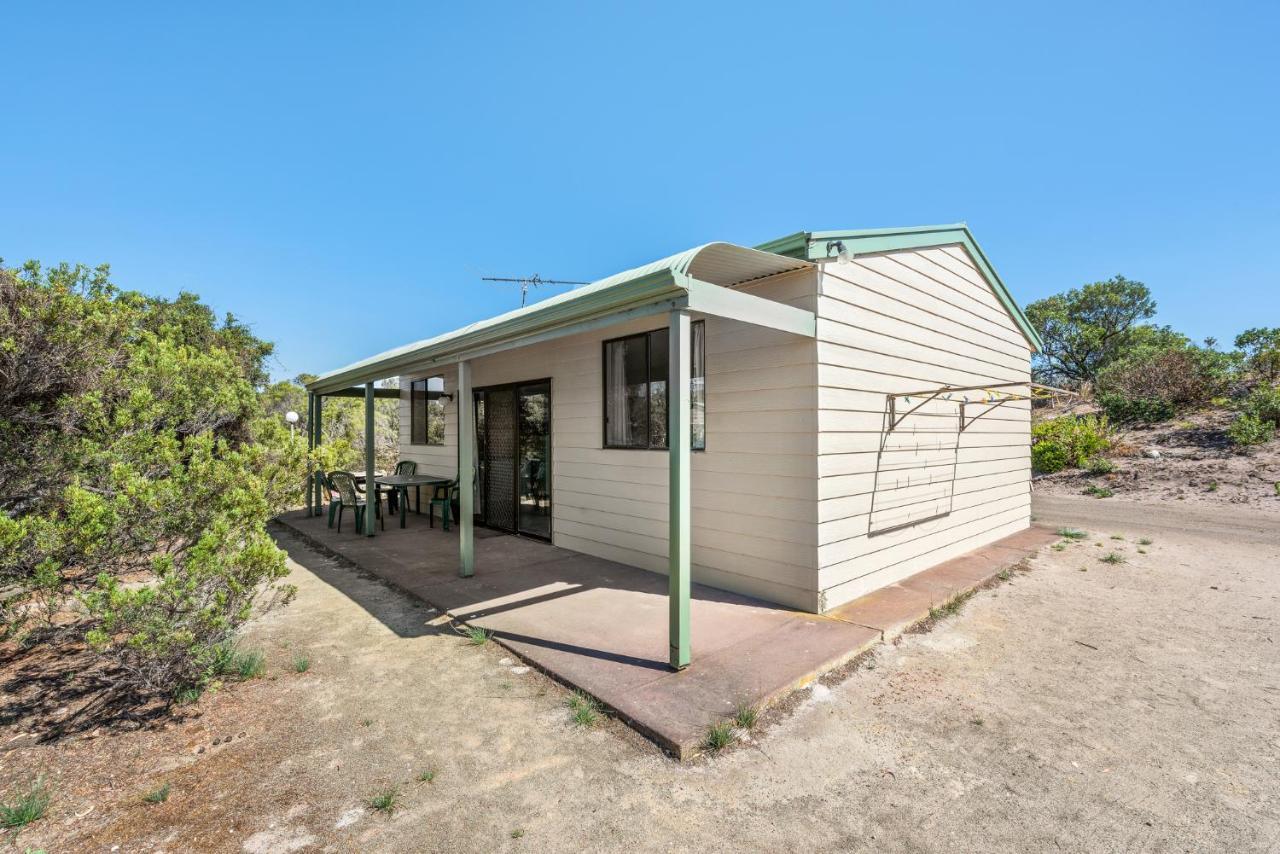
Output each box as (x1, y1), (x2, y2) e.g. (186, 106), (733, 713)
(755, 224), (1043, 352)
(753, 231), (809, 259)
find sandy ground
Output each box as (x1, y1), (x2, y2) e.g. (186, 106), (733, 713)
(1034, 409), (1280, 510)
(3, 497), (1279, 853)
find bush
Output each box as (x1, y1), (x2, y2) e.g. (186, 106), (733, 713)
(1235, 328), (1280, 382)
(1228, 414), (1275, 447)
(1096, 392), (1176, 424)
(0, 261), (302, 707)
(1031, 442), (1070, 474)
(1096, 346), (1229, 423)
(1241, 384), (1280, 427)
(1086, 457), (1115, 475)
(1031, 415), (1111, 474)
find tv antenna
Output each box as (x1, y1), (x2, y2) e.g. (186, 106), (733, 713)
(482, 274), (589, 307)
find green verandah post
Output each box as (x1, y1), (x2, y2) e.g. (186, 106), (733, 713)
(457, 360), (475, 577)
(668, 309), (692, 670)
(364, 382), (376, 536)
(312, 393), (324, 515)
(305, 391), (314, 516)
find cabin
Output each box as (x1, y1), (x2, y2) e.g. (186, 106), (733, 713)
(304, 224), (1042, 668)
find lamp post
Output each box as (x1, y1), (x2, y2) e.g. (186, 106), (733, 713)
(285, 410), (299, 440)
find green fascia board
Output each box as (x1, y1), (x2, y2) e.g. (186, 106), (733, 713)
(755, 224), (1043, 352)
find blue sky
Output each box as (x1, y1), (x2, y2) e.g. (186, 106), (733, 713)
(4, 2), (1277, 381)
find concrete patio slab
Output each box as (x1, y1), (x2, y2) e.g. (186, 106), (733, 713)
(275, 509), (1056, 758)
(828, 526), (1060, 638)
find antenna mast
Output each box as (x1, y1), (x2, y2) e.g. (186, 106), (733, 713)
(482, 273), (589, 307)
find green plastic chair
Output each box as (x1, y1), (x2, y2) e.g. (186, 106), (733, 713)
(385, 460), (419, 514)
(328, 470), (383, 534)
(322, 470), (341, 528)
(428, 480), (459, 531)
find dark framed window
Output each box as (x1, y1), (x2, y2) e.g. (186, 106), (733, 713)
(603, 321), (705, 450)
(410, 376), (445, 446)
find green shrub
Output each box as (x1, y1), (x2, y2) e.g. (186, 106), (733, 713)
(1227, 414), (1275, 447)
(1096, 345), (1228, 423)
(1241, 384), (1280, 427)
(1031, 415), (1111, 473)
(1086, 457), (1115, 475)
(1031, 442), (1069, 474)
(0, 261), (302, 707)
(1096, 392), (1176, 424)
(1235, 328), (1280, 382)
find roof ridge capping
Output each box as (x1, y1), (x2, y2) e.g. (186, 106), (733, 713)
(754, 224), (1042, 352)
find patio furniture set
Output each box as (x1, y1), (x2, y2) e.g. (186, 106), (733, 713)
(320, 461), (459, 535)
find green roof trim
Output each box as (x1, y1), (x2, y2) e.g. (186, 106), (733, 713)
(755, 224), (1043, 351)
(307, 242), (810, 394)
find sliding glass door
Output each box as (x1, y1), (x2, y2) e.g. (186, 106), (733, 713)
(473, 379), (551, 539)
(517, 381), (551, 538)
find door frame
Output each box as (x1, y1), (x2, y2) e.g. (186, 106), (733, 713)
(472, 377), (553, 542)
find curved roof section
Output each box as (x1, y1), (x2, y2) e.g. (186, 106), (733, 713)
(308, 242), (810, 393)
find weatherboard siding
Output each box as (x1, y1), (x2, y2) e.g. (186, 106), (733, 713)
(814, 246), (1033, 611)
(392, 245), (1033, 615)
(397, 269), (822, 610)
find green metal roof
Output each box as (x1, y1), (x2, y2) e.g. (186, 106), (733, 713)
(307, 242), (810, 394)
(308, 224), (1038, 394)
(755, 223), (1043, 351)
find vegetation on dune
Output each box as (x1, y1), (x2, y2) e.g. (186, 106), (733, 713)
(1027, 275), (1278, 463)
(1095, 340), (1235, 424)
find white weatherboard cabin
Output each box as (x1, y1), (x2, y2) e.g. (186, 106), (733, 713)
(305, 224), (1043, 669)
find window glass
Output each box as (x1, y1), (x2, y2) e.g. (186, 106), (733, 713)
(426, 376), (445, 446)
(691, 321), (705, 450)
(410, 380), (427, 445)
(603, 321), (704, 450)
(411, 376), (446, 446)
(605, 336), (649, 448)
(648, 328), (668, 448)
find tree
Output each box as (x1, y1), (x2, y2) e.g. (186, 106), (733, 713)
(261, 374), (401, 474)
(1235, 327), (1280, 382)
(1025, 275), (1156, 386)
(0, 260), (304, 710)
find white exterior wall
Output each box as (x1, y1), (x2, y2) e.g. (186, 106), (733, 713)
(397, 269), (822, 610)
(814, 245), (1033, 611)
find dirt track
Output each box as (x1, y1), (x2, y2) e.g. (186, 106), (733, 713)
(3, 496), (1278, 852)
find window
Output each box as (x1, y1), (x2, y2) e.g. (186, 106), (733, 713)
(410, 376), (445, 445)
(603, 321), (705, 450)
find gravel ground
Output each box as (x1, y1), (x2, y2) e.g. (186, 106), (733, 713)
(3, 497), (1278, 853)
